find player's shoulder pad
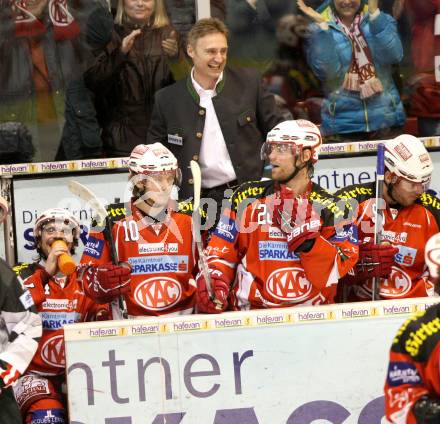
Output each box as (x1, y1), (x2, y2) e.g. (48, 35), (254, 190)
(417, 191), (440, 229)
(91, 202), (127, 227)
(176, 198), (207, 220)
(310, 183), (353, 225)
(12, 262), (37, 279)
(230, 180), (273, 212)
(334, 182), (376, 203)
(391, 303), (440, 362)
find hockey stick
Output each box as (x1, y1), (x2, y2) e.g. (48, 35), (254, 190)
(190, 161), (223, 310)
(372, 143), (385, 301)
(68, 181), (128, 318)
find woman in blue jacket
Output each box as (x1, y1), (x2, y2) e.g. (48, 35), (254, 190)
(299, 0), (405, 140)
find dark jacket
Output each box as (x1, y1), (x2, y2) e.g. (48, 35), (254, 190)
(85, 23), (178, 157)
(147, 66), (283, 199)
(0, 3), (103, 161)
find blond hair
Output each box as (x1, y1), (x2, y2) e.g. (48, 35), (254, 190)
(115, 0), (169, 28)
(187, 18), (228, 48)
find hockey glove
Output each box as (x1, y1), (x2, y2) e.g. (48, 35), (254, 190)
(196, 269), (229, 314)
(353, 243), (398, 281)
(82, 263), (131, 304)
(273, 186), (321, 252)
(0, 359), (21, 389)
(413, 395), (440, 424)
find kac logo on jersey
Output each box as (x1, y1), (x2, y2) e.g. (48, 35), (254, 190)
(41, 334), (65, 368)
(84, 236), (104, 259)
(265, 267), (312, 302)
(364, 266), (412, 298)
(134, 277), (182, 310)
(214, 214), (238, 243)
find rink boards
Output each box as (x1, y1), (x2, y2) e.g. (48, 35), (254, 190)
(64, 297), (439, 424)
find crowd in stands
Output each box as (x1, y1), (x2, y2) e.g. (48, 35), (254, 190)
(0, 0), (439, 163)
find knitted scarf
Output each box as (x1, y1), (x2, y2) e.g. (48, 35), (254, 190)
(334, 11), (383, 99)
(12, 0), (80, 40)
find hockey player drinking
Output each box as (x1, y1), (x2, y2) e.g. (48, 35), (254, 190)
(196, 119), (359, 313)
(13, 208), (108, 423)
(335, 135), (440, 301)
(81, 143), (198, 317)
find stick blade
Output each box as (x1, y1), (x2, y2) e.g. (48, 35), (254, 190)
(68, 180), (108, 222)
(190, 160), (202, 210)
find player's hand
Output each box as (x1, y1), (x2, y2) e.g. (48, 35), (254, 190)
(354, 242), (398, 281)
(297, 0), (325, 24)
(82, 262), (131, 304)
(273, 186), (321, 252)
(0, 359), (20, 389)
(45, 240), (69, 276)
(121, 29), (141, 54)
(196, 269), (229, 314)
(368, 0), (379, 14)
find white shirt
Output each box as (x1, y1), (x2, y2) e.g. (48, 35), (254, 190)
(191, 68), (237, 189)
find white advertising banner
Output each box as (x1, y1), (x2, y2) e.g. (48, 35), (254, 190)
(13, 173), (129, 263)
(10, 151), (440, 262)
(65, 298), (439, 424)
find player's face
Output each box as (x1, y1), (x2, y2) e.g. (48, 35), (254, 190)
(39, 221), (74, 258)
(123, 0), (155, 24)
(268, 143), (297, 182)
(333, 0), (361, 22)
(391, 177), (425, 207)
(187, 32), (228, 89)
(136, 172), (175, 207)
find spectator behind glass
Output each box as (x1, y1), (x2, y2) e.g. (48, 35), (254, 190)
(405, 0), (440, 137)
(164, 0), (225, 51)
(85, 0), (180, 157)
(299, 0), (406, 142)
(226, 0), (296, 73)
(0, 0), (103, 162)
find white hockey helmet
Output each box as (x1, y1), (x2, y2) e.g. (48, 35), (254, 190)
(34, 208), (81, 240)
(128, 143), (181, 185)
(384, 135), (433, 189)
(426, 233), (440, 279)
(261, 119), (322, 163)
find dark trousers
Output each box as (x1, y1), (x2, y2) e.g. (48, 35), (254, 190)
(201, 180), (238, 232)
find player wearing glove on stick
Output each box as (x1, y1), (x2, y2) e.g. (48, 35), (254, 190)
(196, 119), (359, 313)
(81, 143), (198, 317)
(335, 135), (440, 301)
(384, 233), (440, 424)
(12, 208), (108, 424)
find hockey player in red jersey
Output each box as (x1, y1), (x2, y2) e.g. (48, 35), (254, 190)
(80, 143), (198, 317)
(12, 208), (108, 424)
(196, 119), (359, 313)
(335, 135), (440, 301)
(384, 232), (440, 424)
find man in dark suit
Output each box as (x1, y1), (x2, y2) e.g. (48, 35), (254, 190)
(148, 17), (283, 224)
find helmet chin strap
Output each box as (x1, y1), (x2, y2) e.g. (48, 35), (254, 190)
(278, 154), (308, 185)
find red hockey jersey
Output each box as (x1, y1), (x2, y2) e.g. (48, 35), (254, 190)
(14, 262), (103, 376)
(205, 180), (359, 309)
(385, 303), (440, 423)
(81, 200), (197, 317)
(336, 183), (440, 300)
